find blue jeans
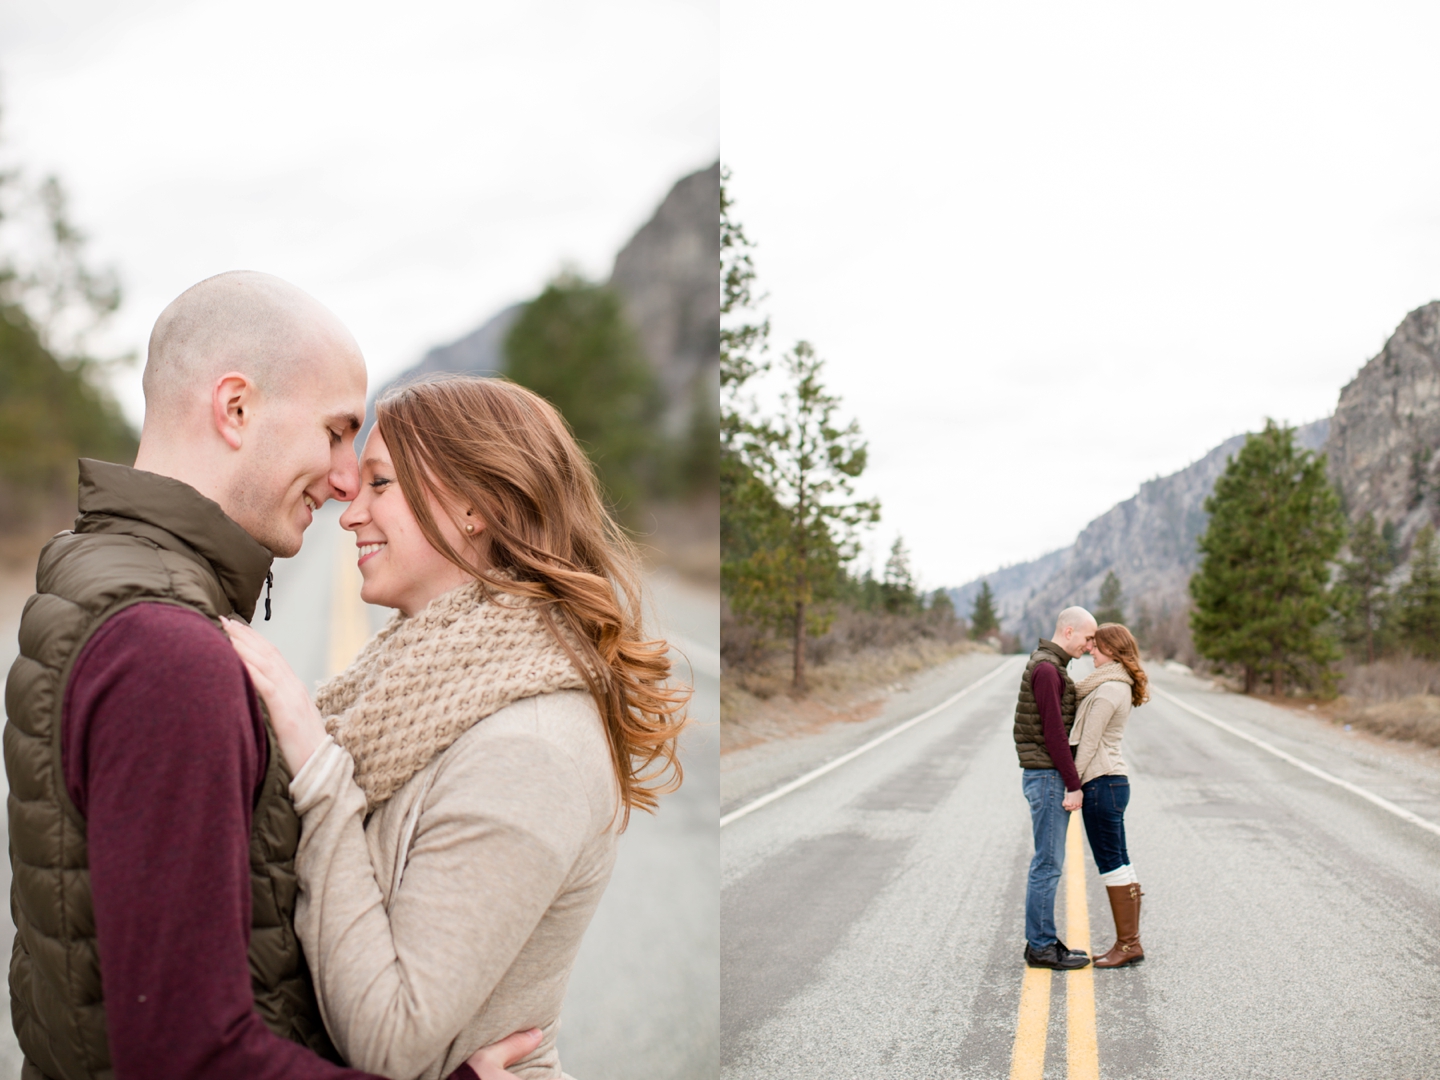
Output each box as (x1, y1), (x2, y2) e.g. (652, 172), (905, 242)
(1022, 769), (1071, 948)
(1081, 774), (1130, 874)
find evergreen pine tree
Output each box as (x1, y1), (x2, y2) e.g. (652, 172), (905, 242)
(1336, 513), (1394, 664)
(504, 273), (662, 514)
(0, 152), (135, 529)
(741, 342), (879, 691)
(927, 588), (957, 626)
(1094, 570), (1125, 625)
(1189, 420), (1345, 694)
(720, 168), (769, 400)
(720, 171), (793, 636)
(1411, 448), (1432, 510)
(1397, 525), (1440, 660)
(1382, 519), (1402, 565)
(970, 580), (1000, 640)
(882, 536), (919, 614)
(853, 566), (884, 612)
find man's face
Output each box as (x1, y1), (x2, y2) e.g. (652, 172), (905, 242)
(226, 352), (367, 557)
(1059, 622), (1098, 658)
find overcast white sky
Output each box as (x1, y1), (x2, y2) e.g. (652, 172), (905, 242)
(723, 0), (1440, 591)
(0, 0), (716, 423)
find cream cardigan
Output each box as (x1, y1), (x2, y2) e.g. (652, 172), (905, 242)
(1068, 681), (1133, 785)
(290, 689), (618, 1080)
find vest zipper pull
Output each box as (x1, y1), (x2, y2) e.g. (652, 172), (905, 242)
(264, 570), (274, 621)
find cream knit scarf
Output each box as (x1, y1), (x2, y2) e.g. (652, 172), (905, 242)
(1074, 661), (1133, 700)
(314, 580), (589, 810)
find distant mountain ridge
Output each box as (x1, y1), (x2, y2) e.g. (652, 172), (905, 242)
(951, 420), (1329, 641)
(952, 300), (1440, 641)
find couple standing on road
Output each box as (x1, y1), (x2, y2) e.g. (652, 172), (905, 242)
(1015, 606), (1150, 970)
(5, 271), (687, 1080)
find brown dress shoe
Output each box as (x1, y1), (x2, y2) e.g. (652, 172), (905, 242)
(1093, 882), (1144, 968)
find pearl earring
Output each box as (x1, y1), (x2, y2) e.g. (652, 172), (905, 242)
(465, 523), (475, 534)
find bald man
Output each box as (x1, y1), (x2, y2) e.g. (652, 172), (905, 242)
(1013, 606), (1097, 970)
(5, 273), (529, 1080)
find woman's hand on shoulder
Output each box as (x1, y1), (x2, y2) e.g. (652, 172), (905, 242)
(220, 617), (328, 774)
(465, 1027), (543, 1080)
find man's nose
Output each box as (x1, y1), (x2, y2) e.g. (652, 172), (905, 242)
(331, 450), (361, 501)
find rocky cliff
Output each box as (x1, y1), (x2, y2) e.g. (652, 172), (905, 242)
(610, 161), (720, 436)
(1326, 301), (1440, 545)
(952, 420), (1330, 641)
(369, 162), (719, 434)
(952, 302), (1440, 642)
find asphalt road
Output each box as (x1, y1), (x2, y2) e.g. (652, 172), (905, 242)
(721, 655), (1440, 1079)
(0, 505), (718, 1079)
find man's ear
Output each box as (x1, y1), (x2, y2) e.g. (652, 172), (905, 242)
(212, 372), (254, 450)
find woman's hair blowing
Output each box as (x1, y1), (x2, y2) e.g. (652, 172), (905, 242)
(1095, 623), (1149, 707)
(375, 375), (687, 826)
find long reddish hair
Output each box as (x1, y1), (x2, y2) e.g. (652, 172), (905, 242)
(375, 374), (687, 826)
(1094, 623), (1149, 707)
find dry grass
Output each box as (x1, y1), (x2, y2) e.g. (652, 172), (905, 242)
(1328, 657), (1440, 749)
(1333, 696), (1440, 747)
(1338, 656), (1440, 701)
(721, 604), (986, 753)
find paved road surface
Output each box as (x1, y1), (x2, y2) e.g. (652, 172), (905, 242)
(722, 655), (1440, 1079)
(0, 505), (718, 1078)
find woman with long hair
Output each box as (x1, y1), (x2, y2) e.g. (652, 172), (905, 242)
(224, 375), (687, 1078)
(1070, 622), (1148, 968)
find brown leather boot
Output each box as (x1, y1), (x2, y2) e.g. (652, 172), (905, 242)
(1093, 883), (1144, 968)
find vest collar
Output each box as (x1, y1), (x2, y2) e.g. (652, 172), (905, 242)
(1035, 638), (1076, 673)
(75, 459), (274, 621)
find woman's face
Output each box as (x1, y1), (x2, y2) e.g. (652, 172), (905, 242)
(1092, 639), (1114, 666)
(338, 428), (480, 617)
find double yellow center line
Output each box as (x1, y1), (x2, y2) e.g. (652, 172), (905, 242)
(1010, 812), (1100, 1080)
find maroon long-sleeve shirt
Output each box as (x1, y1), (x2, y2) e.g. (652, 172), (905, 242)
(1031, 661), (1083, 791)
(63, 602), (480, 1080)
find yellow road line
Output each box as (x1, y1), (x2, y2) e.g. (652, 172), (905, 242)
(326, 530), (370, 678)
(1009, 965), (1051, 1080)
(1010, 810), (1102, 1080)
(1065, 812), (1099, 1080)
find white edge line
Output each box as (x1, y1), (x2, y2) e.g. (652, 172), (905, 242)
(720, 656), (1022, 828)
(1153, 687), (1440, 840)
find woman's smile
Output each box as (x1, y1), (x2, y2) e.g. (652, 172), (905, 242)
(339, 428), (478, 616)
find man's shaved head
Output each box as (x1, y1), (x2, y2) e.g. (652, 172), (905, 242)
(134, 271), (368, 557)
(1055, 606), (1096, 637)
(143, 270), (359, 424)
(1052, 606), (1097, 659)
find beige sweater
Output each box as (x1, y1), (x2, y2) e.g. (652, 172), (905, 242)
(290, 688), (618, 1080)
(1068, 681), (1132, 785)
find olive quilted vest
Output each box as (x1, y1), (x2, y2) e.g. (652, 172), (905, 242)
(1012, 639), (1078, 769)
(4, 459), (337, 1079)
